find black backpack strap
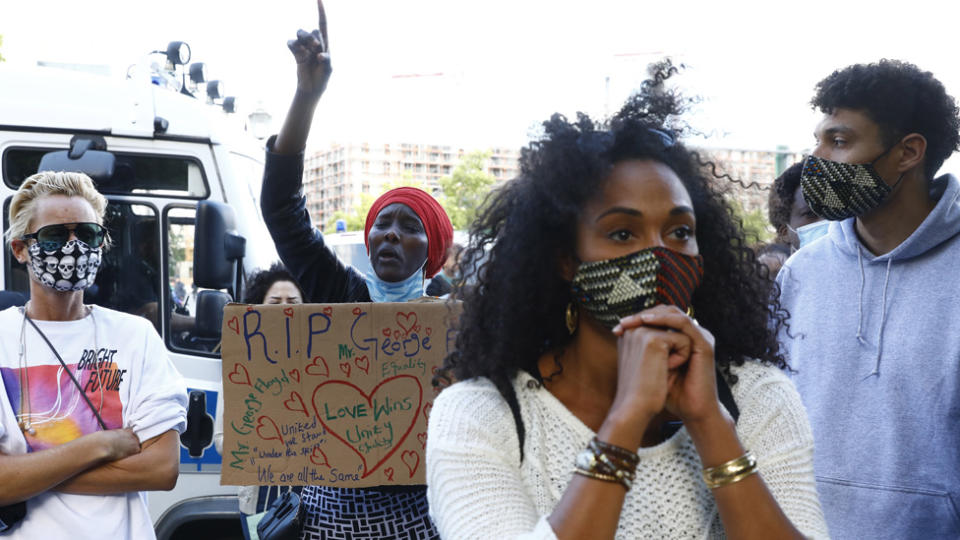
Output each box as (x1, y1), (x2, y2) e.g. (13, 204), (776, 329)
(716, 367), (740, 422)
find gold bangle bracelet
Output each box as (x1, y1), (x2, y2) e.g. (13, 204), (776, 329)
(702, 450), (758, 489)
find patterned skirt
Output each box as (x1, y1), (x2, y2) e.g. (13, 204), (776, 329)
(299, 485), (438, 540)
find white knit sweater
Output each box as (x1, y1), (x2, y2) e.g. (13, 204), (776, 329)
(426, 361), (828, 539)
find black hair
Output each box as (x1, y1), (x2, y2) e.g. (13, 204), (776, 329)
(768, 161), (804, 233)
(812, 59), (960, 179)
(243, 262), (305, 304)
(441, 61), (790, 455)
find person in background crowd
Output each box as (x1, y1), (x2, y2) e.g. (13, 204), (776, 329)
(777, 59), (960, 539)
(0, 171), (187, 539)
(214, 262), (305, 538)
(427, 63), (827, 539)
(768, 162), (823, 251)
(257, 3), (453, 537)
(425, 243), (463, 297)
(755, 242), (791, 279)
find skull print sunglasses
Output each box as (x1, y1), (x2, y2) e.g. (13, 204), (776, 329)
(21, 222), (107, 251)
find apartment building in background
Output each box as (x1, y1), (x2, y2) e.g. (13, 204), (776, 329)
(303, 141), (521, 228)
(302, 140), (801, 231)
(704, 145), (805, 216)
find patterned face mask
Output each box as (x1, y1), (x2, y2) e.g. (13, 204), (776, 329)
(800, 151), (903, 221)
(28, 239), (101, 292)
(570, 246), (704, 330)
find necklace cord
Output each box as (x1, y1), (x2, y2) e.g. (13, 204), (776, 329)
(24, 315), (108, 431)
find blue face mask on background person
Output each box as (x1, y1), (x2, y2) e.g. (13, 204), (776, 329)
(365, 263), (425, 303)
(788, 220), (831, 249)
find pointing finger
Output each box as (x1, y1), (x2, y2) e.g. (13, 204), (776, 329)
(317, 0), (329, 51)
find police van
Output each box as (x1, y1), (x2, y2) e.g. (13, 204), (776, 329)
(0, 54), (275, 538)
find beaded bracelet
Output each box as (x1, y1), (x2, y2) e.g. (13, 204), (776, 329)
(574, 437), (639, 490)
(701, 450), (758, 489)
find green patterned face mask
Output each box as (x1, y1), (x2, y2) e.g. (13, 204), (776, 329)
(570, 246), (704, 330)
(800, 150), (903, 221)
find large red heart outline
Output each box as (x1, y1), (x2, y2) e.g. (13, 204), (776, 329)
(256, 416), (282, 443)
(311, 375), (422, 479)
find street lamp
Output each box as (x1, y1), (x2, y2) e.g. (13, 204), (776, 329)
(247, 107), (272, 140)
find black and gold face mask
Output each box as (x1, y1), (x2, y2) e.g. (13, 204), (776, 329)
(570, 246), (704, 329)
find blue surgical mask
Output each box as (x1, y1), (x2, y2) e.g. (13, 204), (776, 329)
(365, 264), (425, 303)
(790, 221), (831, 249)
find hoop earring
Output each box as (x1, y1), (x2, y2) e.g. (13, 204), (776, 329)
(566, 303), (579, 335)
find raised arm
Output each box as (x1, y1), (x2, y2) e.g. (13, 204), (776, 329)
(273, 0), (331, 155)
(260, 0), (369, 303)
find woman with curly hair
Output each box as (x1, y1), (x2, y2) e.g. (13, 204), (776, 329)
(426, 65), (828, 539)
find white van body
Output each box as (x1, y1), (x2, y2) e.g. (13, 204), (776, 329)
(0, 64), (277, 538)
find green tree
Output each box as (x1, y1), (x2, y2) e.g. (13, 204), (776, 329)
(728, 198), (773, 245)
(438, 150), (496, 230)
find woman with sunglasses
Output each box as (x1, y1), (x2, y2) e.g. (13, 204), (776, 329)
(426, 65), (828, 538)
(0, 171), (187, 539)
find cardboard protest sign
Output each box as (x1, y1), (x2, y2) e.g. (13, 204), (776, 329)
(219, 301), (459, 488)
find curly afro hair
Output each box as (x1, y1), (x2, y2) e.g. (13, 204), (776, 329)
(768, 161), (803, 235)
(812, 59), (960, 180)
(442, 61), (790, 454)
(243, 262), (304, 304)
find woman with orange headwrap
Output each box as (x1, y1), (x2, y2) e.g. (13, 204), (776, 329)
(258, 6), (452, 538)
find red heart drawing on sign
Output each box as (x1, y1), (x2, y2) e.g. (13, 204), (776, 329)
(425, 327), (432, 336)
(396, 312), (417, 336)
(246, 306), (255, 312)
(339, 362), (352, 378)
(417, 432), (427, 449)
(352, 307), (363, 316)
(431, 366), (439, 375)
(401, 450), (420, 477)
(414, 324), (421, 333)
(289, 369), (301, 383)
(394, 330), (401, 340)
(354, 355), (370, 375)
(312, 375), (423, 479)
(423, 402), (432, 422)
(382, 328), (392, 337)
(283, 307), (294, 317)
(306, 356), (329, 377)
(310, 446), (331, 468)
(284, 391), (309, 417)
(256, 416), (282, 443)
(384, 467), (395, 482)
(227, 316), (240, 335)
(323, 306), (333, 316)
(228, 363), (252, 387)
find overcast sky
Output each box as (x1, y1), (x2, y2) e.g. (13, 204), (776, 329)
(5, 0), (960, 170)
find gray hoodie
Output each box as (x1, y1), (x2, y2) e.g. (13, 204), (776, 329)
(776, 174), (960, 539)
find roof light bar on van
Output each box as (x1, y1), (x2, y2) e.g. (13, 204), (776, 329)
(189, 63), (207, 84)
(206, 80), (224, 101)
(166, 41), (191, 66)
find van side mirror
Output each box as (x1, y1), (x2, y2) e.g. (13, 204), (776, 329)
(194, 200), (246, 294)
(38, 135), (115, 182)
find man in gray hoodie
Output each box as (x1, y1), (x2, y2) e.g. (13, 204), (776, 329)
(776, 60), (960, 538)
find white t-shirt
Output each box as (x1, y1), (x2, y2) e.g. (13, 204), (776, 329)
(0, 305), (187, 539)
(426, 361), (829, 539)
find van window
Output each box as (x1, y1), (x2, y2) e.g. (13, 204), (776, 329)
(2, 199), (162, 330)
(3, 147), (209, 198)
(165, 206), (223, 356)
